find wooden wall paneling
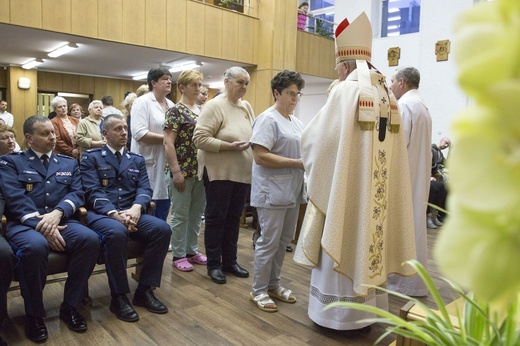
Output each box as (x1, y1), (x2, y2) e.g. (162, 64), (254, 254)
(93, 77), (108, 100)
(256, 0), (274, 70)
(296, 31), (310, 75)
(42, 0), (71, 33)
(123, 0), (146, 46)
(97, 0), (123, 42)
(62, 74), (80, 93)
(282, 0), (297, 70)
(78, 75), (95, 94)
(10, 0), (41, 28)
(0, 69), (6, 88)
(185, 1), (205, 56)
(0, 0), (10, 23)
(307, 34), (322, 77)
(38, 72), (63, 92)
(105, 78), (122, 107)
(71, 0), (98, 37)
(220, 11), (238, 62)
(203, 6), (222, 58)
(145, 0), (167, 49)
(318, 37), (336, 79)
(250, 69), (273, 116)
(166, 0), (187, 53)
(237, 16), (256, 64)
(7, 67), (37, 135)
(121, 80), (137, 99)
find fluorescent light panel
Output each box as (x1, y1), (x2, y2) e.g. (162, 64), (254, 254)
(132, 61), (203, 80)
(169, 61), (202, 73)
(22, 59), (44, 69)
(48, 43), (78, 58)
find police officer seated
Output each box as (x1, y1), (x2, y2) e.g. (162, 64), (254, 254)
(80, 114), (171, 322)
(0, 115), (100, 343)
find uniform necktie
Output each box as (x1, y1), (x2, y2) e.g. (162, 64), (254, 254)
(115, 151), (122, 164)
(41, 154), (49, 170)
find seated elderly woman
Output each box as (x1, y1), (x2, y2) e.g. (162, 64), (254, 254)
(50, 96), (80, 159)
(75, 100), (106, 156)
(0, 124), (20, 155)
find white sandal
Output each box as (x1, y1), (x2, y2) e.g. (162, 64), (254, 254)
(250, 292), (278, 312)
(268, 287), (296, 303)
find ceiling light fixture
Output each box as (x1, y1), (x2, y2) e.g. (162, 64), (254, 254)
(169, 61), (203, 73)
(48, 43), (78, 58)
(22, 58), (44, 69)
(132, 73), (148, 81)
(132, 61), (203, 80)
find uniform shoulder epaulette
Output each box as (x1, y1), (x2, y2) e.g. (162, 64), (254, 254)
(86, 148), (102, 153)
(56, 153), (75, 159)
(127, 151), (142, 157)
(9, 151), (23, 155)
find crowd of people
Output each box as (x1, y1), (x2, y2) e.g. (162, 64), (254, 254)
(0, 11), (452, 345)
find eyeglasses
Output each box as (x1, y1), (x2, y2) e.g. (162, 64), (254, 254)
(283, 90), (303, 98)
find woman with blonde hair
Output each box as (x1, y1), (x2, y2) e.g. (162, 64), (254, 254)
(164, 69), (207, 272)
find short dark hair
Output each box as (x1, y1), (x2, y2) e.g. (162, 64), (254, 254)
(102, 114), (125, 131)
(271, 70), (305, 97)
(396, 67), (420, 89)
(299, 2), (309, 9)
(147, 67), (172, 91)
(23, 115), (50, 135)
(101, 95), (114, 106)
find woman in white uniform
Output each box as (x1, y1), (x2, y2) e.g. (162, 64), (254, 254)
(249, 70), (306, 312)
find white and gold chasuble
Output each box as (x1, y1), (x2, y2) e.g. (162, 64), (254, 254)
(294, 65), (416, 308)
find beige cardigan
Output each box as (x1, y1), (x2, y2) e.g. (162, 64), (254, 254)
(193, 94), (254, 184)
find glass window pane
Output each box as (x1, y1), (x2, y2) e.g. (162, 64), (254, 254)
(381, 0), (421, 37)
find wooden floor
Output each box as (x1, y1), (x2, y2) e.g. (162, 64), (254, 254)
(2, 222), (455, 346)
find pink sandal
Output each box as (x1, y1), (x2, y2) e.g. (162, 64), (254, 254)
(187, 253), (207, 265)
(173, 257), (194, 272)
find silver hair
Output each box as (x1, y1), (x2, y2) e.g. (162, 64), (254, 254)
(224, 66), (249, 80)
(50, 96), (67, 109)
(88, 100), (103, 111)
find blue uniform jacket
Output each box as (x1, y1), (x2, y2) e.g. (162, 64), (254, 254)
(0, 149), (83, 236)
(80, 146), (152, 217)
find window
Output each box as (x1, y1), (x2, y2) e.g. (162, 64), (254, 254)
(381, 0), (421, 37)
(307, 0), (335, 37)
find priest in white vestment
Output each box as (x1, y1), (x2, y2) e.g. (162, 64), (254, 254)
(294, 12), (417, 331)
(386, 67), (433, 297)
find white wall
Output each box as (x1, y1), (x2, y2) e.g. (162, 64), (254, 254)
(297, 0), (474, 145)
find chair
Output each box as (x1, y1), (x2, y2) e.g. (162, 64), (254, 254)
(2, 203), (154, 298)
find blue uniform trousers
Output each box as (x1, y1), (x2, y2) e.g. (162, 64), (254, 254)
(7, 221), (99, 317)
(0, 236), (17, 321)
(87, 213), (171, 294)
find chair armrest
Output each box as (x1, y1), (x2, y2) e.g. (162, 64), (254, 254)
(78, 207), (88, 225)
(147, 201), (156, 215)
(1, 215), (6, 238)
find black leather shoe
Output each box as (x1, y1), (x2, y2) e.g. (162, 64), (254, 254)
(25, 315), (48, 343)
(222, 264), (249, 278)
(110, 295), (139, 322)
(208, 268), (227, 284)
(133, 289), (168, 314)
(59, 302), (87, 332)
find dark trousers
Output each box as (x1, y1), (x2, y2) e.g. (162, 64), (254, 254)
(0, 236), (17, 322)
(203, 172), (249, 270)
(152, 199), (171, 222)
(88, 213), (171, 294)
(8, 221), (99, 317)
(428, 180), (447, 218)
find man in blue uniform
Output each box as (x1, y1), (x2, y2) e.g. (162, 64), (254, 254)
(0, 115), (100, 343)
(80, 114), (171, 322)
